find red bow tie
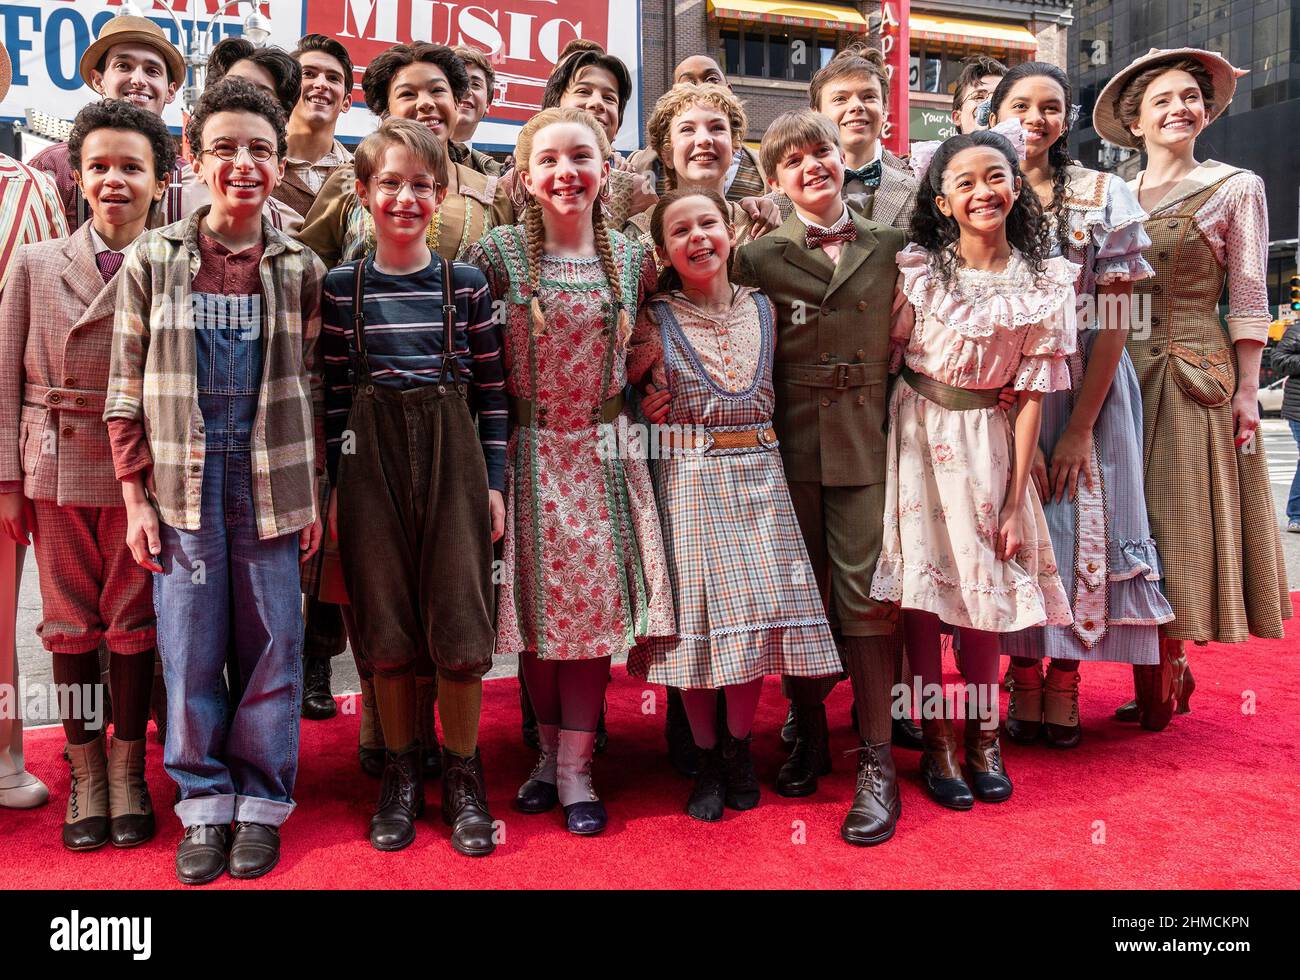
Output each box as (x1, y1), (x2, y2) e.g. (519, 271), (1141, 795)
(805, 221), (857, 250)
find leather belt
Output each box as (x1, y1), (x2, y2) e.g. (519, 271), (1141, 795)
(510, 392), (624, 428)
(900, 366), (1000, 411)
(23, 382), (106, 414)
(662, 426), (778, 451)
(774, 361), (886, 390)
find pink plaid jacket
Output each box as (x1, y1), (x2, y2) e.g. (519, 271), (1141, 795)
(0, 223), (125, 506)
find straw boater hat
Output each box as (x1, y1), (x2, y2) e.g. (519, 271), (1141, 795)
(0, 42), (12, 104)
(1093, 47), (1242, 148)
(78, 15), (186, 90)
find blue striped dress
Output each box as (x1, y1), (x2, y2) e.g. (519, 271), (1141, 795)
(1002, 167), (1174, 664)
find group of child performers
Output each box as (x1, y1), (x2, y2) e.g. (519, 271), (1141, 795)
(2, 37), (1286, 888)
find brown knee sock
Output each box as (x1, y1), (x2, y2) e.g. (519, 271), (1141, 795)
(373, 668), (417, 754)
(108, 650), (154, 742)
(843, 634), (903, 744)
(437, 676), (482, 758)
(52, 651), (104, 745)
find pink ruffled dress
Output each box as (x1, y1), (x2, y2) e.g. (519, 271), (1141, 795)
(869, 244), (1077, 632)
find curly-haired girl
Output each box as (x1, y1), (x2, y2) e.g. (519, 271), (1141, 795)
(869, 129), (1075, 811)
(627, 83), (760, 247)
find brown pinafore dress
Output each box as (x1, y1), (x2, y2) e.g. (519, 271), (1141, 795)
(1126, 176), (1292, 644)
(335, 255), (497, 679)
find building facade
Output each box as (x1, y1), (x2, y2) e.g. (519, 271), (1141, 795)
(1070, 0), (1299, 287)
(638, 0), (1073, 143)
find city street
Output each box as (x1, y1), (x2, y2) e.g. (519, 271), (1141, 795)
(14, 419), (1300, 725)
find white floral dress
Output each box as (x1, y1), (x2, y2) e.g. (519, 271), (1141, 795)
(869, 244), (1077, 632)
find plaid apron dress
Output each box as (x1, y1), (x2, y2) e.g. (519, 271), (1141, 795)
(627, 292), (840, 689)
(1126, 176), (1292, 643)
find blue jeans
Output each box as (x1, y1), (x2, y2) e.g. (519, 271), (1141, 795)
(154, 450), (303, 828)
(1289, 420), (1300, 523)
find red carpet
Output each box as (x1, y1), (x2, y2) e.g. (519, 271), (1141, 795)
(3, 613), (1298, 889)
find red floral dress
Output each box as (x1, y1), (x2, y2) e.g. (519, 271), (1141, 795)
(470, 225), (675, 659)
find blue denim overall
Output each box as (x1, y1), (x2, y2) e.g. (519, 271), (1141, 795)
(154, 284), (304, 829)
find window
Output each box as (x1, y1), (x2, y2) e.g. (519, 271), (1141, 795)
(744, 33), (764, 75)
(722, 30), (740, 76)
(770, 33), (790, 79)
(910, 45), (1011, 96)
(909, 49), (941, 92)
(940, 54), (965, 95)
(1251, 79), (1285, 108)
(717, 27), (839, 81)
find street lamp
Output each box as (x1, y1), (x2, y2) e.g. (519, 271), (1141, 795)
(121, 0), (274, 111)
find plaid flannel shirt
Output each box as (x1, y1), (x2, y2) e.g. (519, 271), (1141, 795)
(103, 207), (326, 539)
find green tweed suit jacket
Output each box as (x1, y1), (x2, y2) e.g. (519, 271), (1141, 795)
(734, 208), (905, 487)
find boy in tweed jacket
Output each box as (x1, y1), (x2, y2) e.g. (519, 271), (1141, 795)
(771, 45), (918, 234)
(104, 80), (325, 886)
(0, 100), (172, 852)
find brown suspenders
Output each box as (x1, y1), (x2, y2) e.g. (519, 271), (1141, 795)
(350, 253), (460, 389)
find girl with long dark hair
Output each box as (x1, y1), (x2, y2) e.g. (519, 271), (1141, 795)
(991, 62), (1175, 748)
(870, 129), (1075, 809)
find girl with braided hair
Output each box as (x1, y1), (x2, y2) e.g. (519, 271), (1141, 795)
(469, 108), (674, 837)
(991, 63), (1175, 749)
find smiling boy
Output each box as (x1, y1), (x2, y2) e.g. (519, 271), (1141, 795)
(276, 34), (355, 222)
(802, 44), (917, 231)
(0, 99), (174, 854)
(322, 118), (504, 857)
(733, 110), (906, 847)
(104, 79), (326, 885)
(282, 35), (358, 721)
(29, 15), (186, 230)
(950, 55), (1008, 134)
(450, 45), (503, 177)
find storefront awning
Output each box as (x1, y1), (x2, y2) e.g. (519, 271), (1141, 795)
(909, 14), (1038, 53)
(708, 0), (871, 34)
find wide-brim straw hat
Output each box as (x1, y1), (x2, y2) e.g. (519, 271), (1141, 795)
(0, 42), (12, 104)
(78, 15), (186, 90)
(1094, 47), (1241, 148)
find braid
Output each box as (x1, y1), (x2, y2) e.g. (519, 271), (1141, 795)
(593, 208), (631, 348)
(526, 200), (546, 336)
(1045, 143), (1072, 257)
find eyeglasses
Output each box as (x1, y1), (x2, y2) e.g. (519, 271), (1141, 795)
(370, 175), (439, 199)
(200, 139), (277, 163)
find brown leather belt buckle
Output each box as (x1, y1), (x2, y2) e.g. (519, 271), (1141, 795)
(834, 364), (850, 390)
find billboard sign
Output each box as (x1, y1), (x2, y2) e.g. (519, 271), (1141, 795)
(0, 0), (643, 150)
